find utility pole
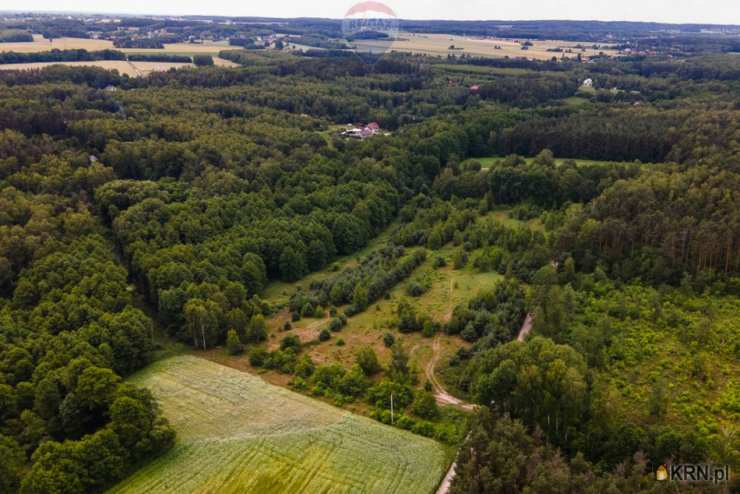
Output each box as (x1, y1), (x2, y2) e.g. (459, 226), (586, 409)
(390, 392), (394, 425)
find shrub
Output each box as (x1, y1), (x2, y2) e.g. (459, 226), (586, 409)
(249, 348), (268, 367)
(329, 317), (344, 332)
(245, 314), (267, 343)
(319, 329), (331, 342)
(367, 380), (414, 410)
(453, 249), (468, 269)
(264, 349), (298, 374)
(411, 391), (440, 420)
(398, 300), (421, 333)
(336, 338), (345, 347)
(406, 282), (425, 297)
(280, 335), (301, 352)
(301, 302), (315, 318)
(422, 319), (438, 338)
(226, 329), (244, 355)
(461, 322), (478, 342)
(383, 332), (395, 348)
(193, 55), (214, 66)
(433, 256), (447, 268)
(283, 321), (293, 331)
(294, 354), (315, 378)
(356, 347), (381, 376)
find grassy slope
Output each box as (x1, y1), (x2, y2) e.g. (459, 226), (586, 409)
(108, 356), (448, 494)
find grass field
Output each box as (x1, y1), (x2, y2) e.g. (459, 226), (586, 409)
(354, 32), (619, 60)
(107, 356), (448, 494)
(462, 156), (650, 170)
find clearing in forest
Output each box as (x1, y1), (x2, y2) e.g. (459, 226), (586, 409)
(107, 355), (448, 494)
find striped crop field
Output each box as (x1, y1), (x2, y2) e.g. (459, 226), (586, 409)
(107, 355), (448, 494)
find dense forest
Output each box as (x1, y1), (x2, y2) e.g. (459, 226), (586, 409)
(0, 18), (737, 493)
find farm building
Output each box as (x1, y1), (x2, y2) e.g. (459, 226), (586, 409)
(582, 78), (593, 87)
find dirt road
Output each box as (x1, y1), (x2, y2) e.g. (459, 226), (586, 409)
(517, 313), (534, 342)
(425, 336), (476, 411)
(436, 460), (458, 494)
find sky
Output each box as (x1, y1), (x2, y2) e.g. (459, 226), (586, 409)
(2, 0), (739, 25)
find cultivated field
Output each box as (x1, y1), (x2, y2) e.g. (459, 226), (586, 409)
(0, 60), (193, 77)
(0, 34), (230, 55)
(107, 356), (448, 494)
(354, 32), (619, 60)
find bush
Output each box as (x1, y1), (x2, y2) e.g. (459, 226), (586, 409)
(383, 332), (395, 348)
(283, 321), (292, 331)
(226, 329), (244, 355)
(264, 349), (298, 373)
(356, 347), (381, 376)
(422, 319), (438, 338)
(461, 322), (478, 342)
(319, 329), (331, 342)
(453, 249), (468, 269)
(367, 380), (414, 410)
(280, 335), (301, 352)
(294, 354), (315, 378)
(245, 314), (267, 343)
(398, 299), (421, 333)
(411, 391), (440, 420)
(249, 348), (268, 367)
(193, 55), (214, 66)
(433, 256), (447, 268)
(329, 317), (344, 332)
(336, 338), (345, 347)
(406, 282), (425, 297)
(301, 302), (315, 318)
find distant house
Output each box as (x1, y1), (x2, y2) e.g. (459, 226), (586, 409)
(341, 122), (381, 140)
(469, 84), (481, 94)
(582, 78), (593, 87)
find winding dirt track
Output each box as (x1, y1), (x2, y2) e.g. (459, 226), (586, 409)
(426, 335), (476, 412)
(433, 312), (534, 494)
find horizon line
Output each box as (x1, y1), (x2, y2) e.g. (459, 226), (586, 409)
(1, 9), (739, 27)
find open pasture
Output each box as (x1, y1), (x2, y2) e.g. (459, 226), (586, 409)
(107, 356), (448, 494)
